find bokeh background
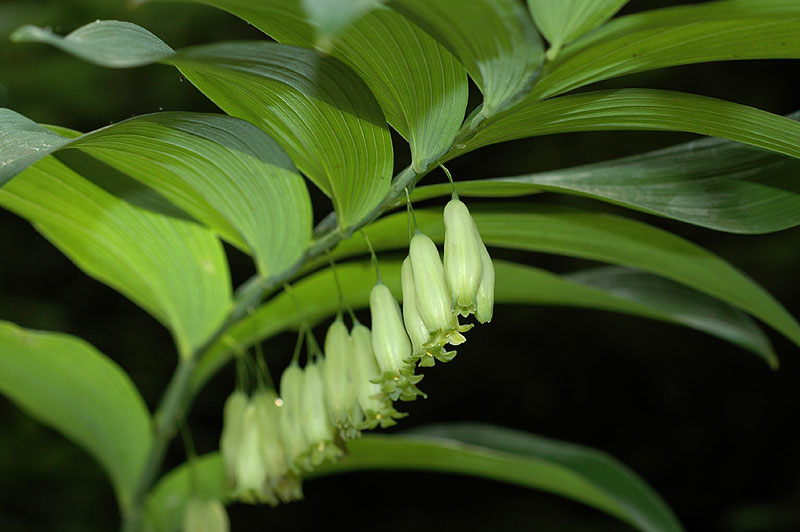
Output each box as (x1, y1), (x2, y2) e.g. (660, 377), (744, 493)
(1, 1), (799, 531)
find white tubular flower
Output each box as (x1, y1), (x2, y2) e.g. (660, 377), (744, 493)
(369, 282), (425, 401)
(350, 322), (406, 428)
(300, 359), (342, 467)
(475, 227), (495, 324)
(181, 498), (229, 532)
(233, 401), (271, 504)
(402, 256), (456, 367)
(219, 390), (248, 487)
(252, 390), (302, 503)
(322, 319), (361, 440)
(444, 198), (484, 317)
(277, 363), (309, 473)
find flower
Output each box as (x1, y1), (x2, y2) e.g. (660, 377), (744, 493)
(475, 235), (495, 323)
(252, 390), (302, 503)
(299, 359), (342, 467)
(350, 322), (407, 428)
(369, 282), (425, 401)
(444, 198), (484, 317)
(322, 318), (361, 439)
(219, 390), (248, 487)
(232, 399), (271, 503)
(277, 363), (309, 472)
(181, 498), (229, 532)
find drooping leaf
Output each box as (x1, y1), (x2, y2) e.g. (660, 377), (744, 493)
(10, 20), (174, 67)
(527, 0), (628, 60)
(0, 156), (232, 358)
(194, 257), (777, 392)
(185, 1), (468, 171)
(451, 89), (800, 162)
(1, 109), (312, 275)
(330, 206), (800, 351)
(409, 125), (800, 234)
(12, 22), (393, 229)
(532, 1), (800, 100)
(388, 0), (544, 115)
(0, 321), (152, 510)
(143, 424), (684, 532)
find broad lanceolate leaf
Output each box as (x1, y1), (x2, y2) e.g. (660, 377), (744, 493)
(451, 89), (800, 163)
(194, 255), (777, 393)
(0, 321), (152, 510)
(410, 126), (800, 234)
(528, 0), (628, 60)
(0, 156), (232, 358)
(10, 20), (174, 68)
(144, 423), (683, 532)
(167, 42), (393, 228)
(388, 0), (543, 116)
(178, 1), (467, 172)
(532, 1), (800, 100)
(13, 22), (393, 229)
(0, 109), (312, 275)
(329, 206), (800, 352)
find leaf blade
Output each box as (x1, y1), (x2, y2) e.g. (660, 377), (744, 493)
(528, 0), (628, 58)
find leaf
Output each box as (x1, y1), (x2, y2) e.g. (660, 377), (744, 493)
(0, 321), (152, 510)
(193, 256), (777, 393)
(187, 1), (468, 171)
(388, 0), (544, 115)
(10, 20), (174, 68)
(532, 1), (800, 100)
(12, 22), (393, 229)
(409, 124), (800, 234)
(528, 0), (628, 59)
(314, 424), (685, 532)
(0, 155), (232, 358)
(1, 109), (312, 275)
(143, 423), (683, 532)
(329, 206), (800, 352)
(452, 89), (800, 162)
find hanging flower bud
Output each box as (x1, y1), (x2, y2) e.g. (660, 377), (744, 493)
(475, 231), (495, 324)
(277, 363), (309, 473)
(232, 400), (272, 504)
(444, 198), (484, 317)
(409, 232), (472, 346)
(401, 257), (456, 367)
(219, 390), (248, 487)
(369, 282), (425, 401)
(322, 319), (361, 439)
(350, 322), (407, 428)
(300, 359), (343, 467)
(181, 498), (229, 532)
(252, 390), (303, 503)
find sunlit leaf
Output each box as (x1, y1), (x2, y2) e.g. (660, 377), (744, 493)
(0, 321), (152, 510)
(532, 1), (800, 100)
(0, 156), (231, 358)
(528, 0), (628, 60)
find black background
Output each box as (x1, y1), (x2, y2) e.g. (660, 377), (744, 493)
(1, 1), (799, 531)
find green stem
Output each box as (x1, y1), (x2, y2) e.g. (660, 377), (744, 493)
(120, 118), (488, 532)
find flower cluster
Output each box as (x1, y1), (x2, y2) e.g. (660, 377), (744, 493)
(218, 196), (493, 506)
(371, 197), (494, 398)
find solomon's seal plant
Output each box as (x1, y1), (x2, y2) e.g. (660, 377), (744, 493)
(2, 1), (800, 532)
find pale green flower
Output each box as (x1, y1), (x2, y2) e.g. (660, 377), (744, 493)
(322, 319), (361, 439)
(444, 198), (484, 317)
(277, 363), (309, 473)
(300, 359), (342, 467)
(233, 401), (271, 504)
(252, 390), (302, 503)
(475, 230), (495, 324)
(219, 390), (248, 487)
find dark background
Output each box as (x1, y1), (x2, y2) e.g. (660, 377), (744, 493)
(1, 1), (799, 531)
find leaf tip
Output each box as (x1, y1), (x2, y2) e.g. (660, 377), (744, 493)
(10, 24), (49, 44)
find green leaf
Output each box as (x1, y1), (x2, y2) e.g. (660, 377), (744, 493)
(388, 0), (544, 115)
(410, 125), (800, 234)
(0, 321), (152, 510)
(143, 423), (683, 532)
(452, 89), (800, 162)
(10, 20), (174, 67)
(167, 42), (393, 228)
(315, 425), (684, 532)
(0, 156), (232, 358)
(12, 22), (393, 229)
(532, 1), (800, 100)
(1, 109), (312, 275)
(528, 0), (628, 59)
(194, 255), (777, 393)
(330, 206), (800, 352)
(188, 1), (468, 171)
